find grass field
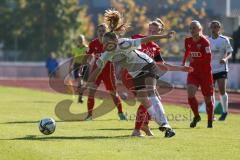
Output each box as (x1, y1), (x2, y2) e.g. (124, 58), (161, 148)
(0, 86), (240, 160)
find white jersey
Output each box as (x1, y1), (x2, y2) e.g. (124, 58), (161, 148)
(208, 35), (233, 74)
(96, 38), (154, 77)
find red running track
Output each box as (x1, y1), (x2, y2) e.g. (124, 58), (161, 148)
(0, 78), (239, 114)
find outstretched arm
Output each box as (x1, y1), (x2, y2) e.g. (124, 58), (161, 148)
(140, 31), (175, 44)
(157, 62), (193, 72)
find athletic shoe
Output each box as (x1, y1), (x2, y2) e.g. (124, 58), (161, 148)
(131, 129), (144, 137)
(141, 124), (154, 136)
(118, 112), (128, 120)
(84, 115), (92, 121)
(78, 96), (84, 103)
(165, 128), (176, 138)
(190, 116), (201, 128)
(207, 120), (213, 128)
(219, 112), (228, 121)
(159, 123), (171, 132)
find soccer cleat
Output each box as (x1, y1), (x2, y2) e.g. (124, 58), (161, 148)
(164, 128), (176, 138)
(190, 116), (201, 128)
(159, 123), (171, 132)
(84, 114), (93, 121)
(118, 112), (128, 120)
(207, 120), (213, 128)
(131, 129), (144, 137)
(141, 124), (154, 136)
(78, 96), (84, 103)
(219, 112), (228, 121)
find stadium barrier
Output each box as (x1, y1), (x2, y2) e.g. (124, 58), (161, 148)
(0, 61), (239, 90)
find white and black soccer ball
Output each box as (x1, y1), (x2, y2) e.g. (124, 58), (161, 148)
(39, 118), (56, 135)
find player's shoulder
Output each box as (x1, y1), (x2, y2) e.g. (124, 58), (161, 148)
(131, 34), (146, 39)
(219, 35), (231, 42)
(200, 35), (210, 45)
(185, 36), (192, 42)
(89, 38), (100, 45)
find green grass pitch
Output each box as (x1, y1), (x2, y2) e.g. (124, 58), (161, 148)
(0, 86), (240, 160)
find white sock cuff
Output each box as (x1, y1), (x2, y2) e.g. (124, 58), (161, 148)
(147, 105), (155, 115)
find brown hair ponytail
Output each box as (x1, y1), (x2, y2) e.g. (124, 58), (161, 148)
(104, 9), (129, 35)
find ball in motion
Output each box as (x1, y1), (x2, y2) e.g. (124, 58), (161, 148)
(39, 118), (56, 135)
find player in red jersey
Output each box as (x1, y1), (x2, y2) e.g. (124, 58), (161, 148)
(182, 20), (214, 128)
(122, 18), (189, 136)
(85, 23), (127, 120)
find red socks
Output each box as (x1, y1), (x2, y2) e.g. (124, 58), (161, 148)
(135, 105), (150, 130)
(206, 101), (214, 121)
(111, 95), (123, 113)
(188, 97), (200, 118)
(87, 96), (95, 115)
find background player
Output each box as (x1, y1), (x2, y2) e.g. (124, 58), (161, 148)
(182, 20), (214, 128)
(208, 20), (233, 121)
(69, 35), (88, 103)
(85, 24), (127, 120)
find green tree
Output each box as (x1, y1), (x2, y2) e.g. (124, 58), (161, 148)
(0, 0), (94, 61)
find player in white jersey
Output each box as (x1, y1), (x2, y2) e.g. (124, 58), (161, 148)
(86, 9), (193, 137)
(208, 20), (233, 121)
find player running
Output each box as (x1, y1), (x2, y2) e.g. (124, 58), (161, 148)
(85, 23), (127, 120)
(182, 20), (214, 128)
(87, 9), (193, 137)
(208, 20), (233, 121)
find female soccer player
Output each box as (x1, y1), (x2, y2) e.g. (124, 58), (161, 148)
(85, 23), (127, 120)
(208, 20), (233, 121)
(69, 35), (88, 103)
(182, 20), (214, 128)
(87, 9), (192, 137)
(123, 18), (180, 136)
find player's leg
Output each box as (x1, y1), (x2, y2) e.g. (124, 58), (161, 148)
(142, 75), (175, 137)
(103, 66), (127, 120)
(187, 84), (201, 128)
(77, 64), (85, 103)
(132, 104), (153, 136)
(85, 78), (100, 120)
(201, 79), (214, 128)
(217, 75), (228, 121)
(78, 65), (89, 103)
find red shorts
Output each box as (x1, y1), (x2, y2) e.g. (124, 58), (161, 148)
(95, 62), (116, 91)
(121, 69), (135, 92)
(187, 72), (213, 96)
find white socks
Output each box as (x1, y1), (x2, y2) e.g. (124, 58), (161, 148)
(220, 93), (228, 113)
(147, 96), (169, 126)
(212, 92), (216, 107)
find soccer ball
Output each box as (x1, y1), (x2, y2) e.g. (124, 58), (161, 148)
(39, 118), (56, 135)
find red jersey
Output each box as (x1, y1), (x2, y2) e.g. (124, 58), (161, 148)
(131, 34), (163, 62)
(87, 38), (114, 74)
(183, 35), (212, 73)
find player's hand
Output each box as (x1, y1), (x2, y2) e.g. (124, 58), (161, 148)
(166, 31), (176, 39)
(182, 66), (193, 72)
(220, 58), (227, 64)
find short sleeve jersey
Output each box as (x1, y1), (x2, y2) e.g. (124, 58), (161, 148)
(184, 35), (212, 73)
(71, 46), (88, 64)
(96, 38), (154, 77)
(131, 34), (163, 62)
(207, 35), (233, 74)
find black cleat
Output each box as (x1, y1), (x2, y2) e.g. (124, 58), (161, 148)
(165, 128), (176, 138)
(207, 120), (213, 128)
(219, 112), (228, 121)
(190, 116), (201, 128)
(159, 123), (171, 132)
(78, 96), (84, 103)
